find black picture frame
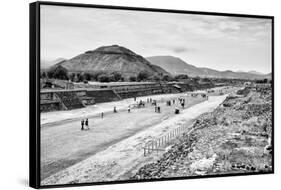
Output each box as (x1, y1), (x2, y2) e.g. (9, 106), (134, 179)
(30, 1), (274, 189)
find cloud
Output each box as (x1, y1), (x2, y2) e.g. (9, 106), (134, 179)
(218, 21), (241, 31)
(40, 5), (272, 73)
(171, 46), (197, 54)
(172, 46), (189, 53)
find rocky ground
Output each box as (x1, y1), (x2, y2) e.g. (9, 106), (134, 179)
(132, 85), (272, 179)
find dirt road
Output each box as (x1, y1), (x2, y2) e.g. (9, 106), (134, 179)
(41, 93), (206, 180)
(41, 94), (229, 185)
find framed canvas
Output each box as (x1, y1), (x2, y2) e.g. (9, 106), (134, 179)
(29, 1), (274, 188)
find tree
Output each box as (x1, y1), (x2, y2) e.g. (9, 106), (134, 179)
(97, 74), (110, 82)
(175, 74), (189, 80)
(41, 72), (47, 79)
(76, 73), (85, 82)
(162, 75), (173, 81)
(202, 78), (211, 82)
(92, 71), (105, 81)
(83, 72), (92, 81)
(69, 73), (76, 82)
(111, 72), (122, 81)
(193, 76), (200, 82)
(47, 70), (54, 79)
(129, 76), (137, 82)
(137, 71), (149, 81)
(108, 74), (115, 82)
(151, 74), (160, 82)
(256, 78), (268, 84)
(47, 65), (69, 80)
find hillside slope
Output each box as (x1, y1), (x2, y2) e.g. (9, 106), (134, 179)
(55, 45), (170, 77)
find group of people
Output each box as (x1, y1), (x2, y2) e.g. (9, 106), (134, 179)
(166, 99), (176, 106)
(154, 105), (161, 113)
(190, 92), (209, 99)
(79, 95), (189, 130)
(151, 100), (157, 106)
(137, 100), (145, 108)
(146, 98), (153, 103)
(81, 118), (90, 130)
(201, 93), (208, 99)
(166, 100), (172, 106)
(79, 89), (218, 129)
(178, 97), (186, 108)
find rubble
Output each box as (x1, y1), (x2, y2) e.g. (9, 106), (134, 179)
(131, 85), (272, 179)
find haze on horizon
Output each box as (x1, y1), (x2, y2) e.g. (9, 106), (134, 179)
(41, 5), (272, 74)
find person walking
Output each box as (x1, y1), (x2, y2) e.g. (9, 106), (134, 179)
(81, 119), (84, 130)
(85, 118), (89, 130)
(128, 106), (131, 113)
(181, 102), (185, 109)
(101, 112), (104, 118)
(114, 106), (117, 113)
(175, 107), (180, 114)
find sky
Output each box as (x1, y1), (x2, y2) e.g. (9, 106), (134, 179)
(40, 5), (272, 74)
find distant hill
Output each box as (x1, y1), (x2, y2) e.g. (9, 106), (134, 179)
(263, 73), (272, 79)
(248, 70), (265, 75)
(147, 56), (202, 76)
(41, 58), (66, 70)
(147, 55), (270, 80)
(53, 45), (170, 77)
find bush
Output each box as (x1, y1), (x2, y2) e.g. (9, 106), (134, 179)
(237, 87), (250, 96)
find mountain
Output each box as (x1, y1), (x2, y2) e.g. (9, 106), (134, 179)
(263, 73), (272, 79)
(41, 58), (66, 69)
(147, 55), (270, 80)
(147, 56), (202, 76)
(248, 70), (264, 75)
(54, 45), (170, 77)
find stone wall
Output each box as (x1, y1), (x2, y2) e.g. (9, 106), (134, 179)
(40, 81), (215, 112)
(86, 89), (120, 103)
(40, 101), (63, 112)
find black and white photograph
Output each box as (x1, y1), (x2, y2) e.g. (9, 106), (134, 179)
(36, 2), (273, 187)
